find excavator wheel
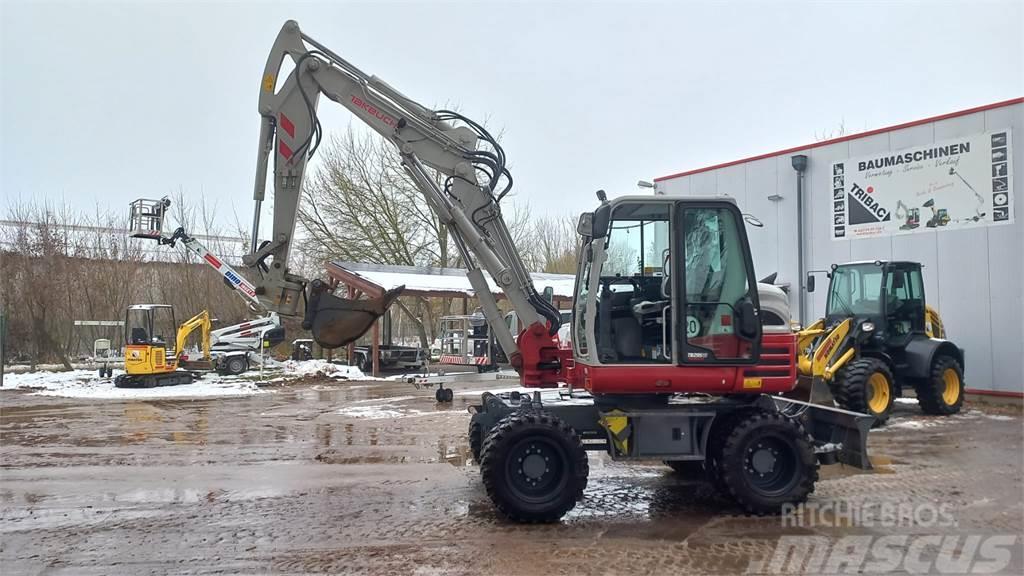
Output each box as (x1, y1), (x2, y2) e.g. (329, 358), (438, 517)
(717, 411), (817, 515)
(915, 355), (964, 416)
(832, 358), (895, 427)
(468, 414), (486, 462)
(705, 408), (756, 495)
(480, 411), (588, 523)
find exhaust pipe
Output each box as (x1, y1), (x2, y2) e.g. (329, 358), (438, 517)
(303, 280), (405, 348)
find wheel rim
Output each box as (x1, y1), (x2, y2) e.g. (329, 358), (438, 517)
(942, 368), (960, 406)
(867, 372), (891, 415)
(743, 434), (799, 497)
(505, 437), (568, 504)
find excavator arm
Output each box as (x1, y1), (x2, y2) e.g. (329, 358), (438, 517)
(176, 310), (212, 363)
(243, 20), (563, 386)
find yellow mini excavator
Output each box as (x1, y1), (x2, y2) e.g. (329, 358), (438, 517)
(115, 305), (211, 388)
(799, 260), (964, 426)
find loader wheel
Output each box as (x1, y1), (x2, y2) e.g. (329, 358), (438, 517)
(833, 358), (895, 426)
(915, 355), (964, 415)
(718, 411), (817, 515)
(480, 411), (588, 523)
(225, 356), (248, 376)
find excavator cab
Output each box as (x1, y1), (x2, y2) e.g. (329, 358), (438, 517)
(570, 196), (778, 395)
(116, 304), (196, 388)
(123, 305), (179, 376)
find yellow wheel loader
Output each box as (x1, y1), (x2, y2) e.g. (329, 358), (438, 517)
(799, 261), (964, 425)
(115, 305), (211, 388)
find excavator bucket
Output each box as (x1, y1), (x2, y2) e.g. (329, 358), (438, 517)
(304, 285), (405, 349)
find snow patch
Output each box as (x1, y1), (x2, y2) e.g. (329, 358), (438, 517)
(336, 403), (429, 419)
(885, 419), (938, 430)
(1, 369), (265, 400)
(278, 359), (384, 381)
(982, 413), (1015, 421)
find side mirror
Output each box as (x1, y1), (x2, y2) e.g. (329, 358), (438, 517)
(542, 286), (554, 304)
(576, 212), (593, 238)
(737, 300), (759, 340)
(806, 273), (816, 293)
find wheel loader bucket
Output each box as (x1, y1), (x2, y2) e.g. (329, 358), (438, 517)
(304, 285), (405, 349)
(783, 374), (837, 406)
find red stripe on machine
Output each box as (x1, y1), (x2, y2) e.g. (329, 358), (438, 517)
(279, 139), (293, 160)
(279, 113), (295, 138)
(204, 254), (222, 269)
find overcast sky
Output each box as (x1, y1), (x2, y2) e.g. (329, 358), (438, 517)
(2, 1), (1021, 232)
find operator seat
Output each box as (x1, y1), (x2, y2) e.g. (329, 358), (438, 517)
(131, 328), (148, 345)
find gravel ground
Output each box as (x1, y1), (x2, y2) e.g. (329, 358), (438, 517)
(1, 375), (1021, 575)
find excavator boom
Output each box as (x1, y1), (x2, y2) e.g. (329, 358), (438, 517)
(242, 21), (562, 385)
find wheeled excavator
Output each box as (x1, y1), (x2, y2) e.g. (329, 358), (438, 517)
(133, 20), (876, 522)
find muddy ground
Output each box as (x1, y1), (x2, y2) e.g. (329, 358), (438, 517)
(2, 376), (1022, 575)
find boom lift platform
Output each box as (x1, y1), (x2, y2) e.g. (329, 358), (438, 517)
(133, 20), (876, 522)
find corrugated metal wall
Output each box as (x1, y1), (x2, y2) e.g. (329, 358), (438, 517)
(656, 102), (1023, 394)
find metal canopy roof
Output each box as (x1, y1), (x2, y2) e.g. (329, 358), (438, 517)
(326, 261), (576, 301)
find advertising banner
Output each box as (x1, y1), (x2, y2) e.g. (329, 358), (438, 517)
(831, 130), (1013, 240)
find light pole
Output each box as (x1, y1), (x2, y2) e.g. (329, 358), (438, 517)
(637, 180), (661, 195)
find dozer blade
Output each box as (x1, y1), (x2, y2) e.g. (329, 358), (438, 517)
(770, 375), (874, 470)
(304, 285), (405, 349)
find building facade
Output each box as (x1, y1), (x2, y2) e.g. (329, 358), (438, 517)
(655, 98), (1022, 396)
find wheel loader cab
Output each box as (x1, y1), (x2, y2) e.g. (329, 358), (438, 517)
(825, 261), (927, 341)
(572, 196), (772, 395)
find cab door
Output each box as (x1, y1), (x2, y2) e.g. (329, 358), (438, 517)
(673, 202), (762, 374)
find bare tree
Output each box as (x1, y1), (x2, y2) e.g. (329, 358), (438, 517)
(531, 214), (579, 274)
(297, 126), (533, 347)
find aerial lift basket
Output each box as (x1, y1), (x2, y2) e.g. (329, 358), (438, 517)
(128, 198), (171, 240)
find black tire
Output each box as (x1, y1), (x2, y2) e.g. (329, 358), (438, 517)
(444, 388), (454, 402)
(915, 355), (964, 415)
(225, 356), (248, 376)
(833, 357), (895, 426)
(435, 387), (445, 402)
(480, 412), (588, 523)
(705, 409), (754, 495)
(717, 411), (817, 515)
(98, 367), (106, 378)
(468, 414), (485, 461)
(105, 367), (113, 378)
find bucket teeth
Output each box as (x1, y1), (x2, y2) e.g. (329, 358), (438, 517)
(309, 286), (404, 348)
